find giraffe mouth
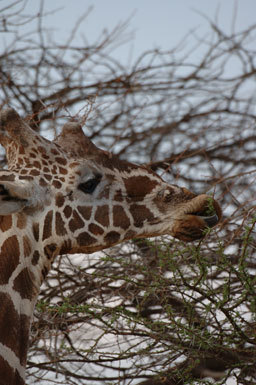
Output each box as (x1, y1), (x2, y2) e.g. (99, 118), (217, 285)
(189, 204), (221, 228)
(192, 212), (219, 228)
(187, 195), (221, 223)
(172, 195), (222, 242)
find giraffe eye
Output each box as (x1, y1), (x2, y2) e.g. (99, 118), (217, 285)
(78, 175), (102, 194)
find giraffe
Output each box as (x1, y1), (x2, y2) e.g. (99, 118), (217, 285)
(0, 108), (221, 384)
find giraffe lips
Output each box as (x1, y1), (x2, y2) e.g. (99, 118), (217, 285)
(187, 194), (222, 226)
(171, 196), (222, 242)
(194, 213), (219, 228)
(189, 201), (222, 230)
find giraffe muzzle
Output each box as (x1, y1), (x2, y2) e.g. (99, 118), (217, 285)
(171, 194), (222, 241)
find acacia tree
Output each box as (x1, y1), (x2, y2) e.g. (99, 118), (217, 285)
(1, 1), (256, 384)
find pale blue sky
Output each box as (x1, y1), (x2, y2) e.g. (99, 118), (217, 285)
(2, 0), (255, 65)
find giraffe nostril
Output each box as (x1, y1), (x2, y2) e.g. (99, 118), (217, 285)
(158, 187), (177, 202)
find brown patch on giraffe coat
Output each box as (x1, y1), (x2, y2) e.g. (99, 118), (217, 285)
(29, 169), (40, 176)
(55, 212), (66, 236)
(32, 250), (40, 265)
(0, 236), (19, 285)
(130, 204), (155, 227)
(123, 175), (158, 201)
(69, 210), (84, 232)
(17, 157), (24, 165)
(104, 231), (120, 245)
(42, 210), (53, 241)
(55, 157), (67, 165)
(114, 189), (124, 202)
(32, 222), (40, 242)
(0, 293), (30, 367)
(113, 205), (130, 230)
(23, 236), (31, 257)
(95, 205), (109, 227)
(38, 145), (46, 154)
(77, 232), (97, 247)
(17, 213), (27, 229)
(77, 205), (92, 221)
(56, 193), (65, 208)
(0, 356), (24, 385)
(44, 174), (52, 181)
(88, 223), (104, 235)
(95, 152), (135, 172)
(19, 175), (33, 181)
(63, 205), (73, 218)
(51, 165), (58, 174)
(29, 151), (37, 158)
(13, 268), (35, 300)
(69, 162), (80, 168)
(19, 145), (25, 155)
(51, 148), (59, 155)
(53, 179), (62, 189)
(0, 174), (15, 181)
(33, 160), (41, 169)
(59, 166), (68, 175)
(0, 215), (12, 232)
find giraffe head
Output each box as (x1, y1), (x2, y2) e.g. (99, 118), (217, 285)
(0, 108), (221, 263)
(0, 108), (221, 384)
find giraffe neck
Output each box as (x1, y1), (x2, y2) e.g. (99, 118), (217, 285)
(0, 296), (33, 385)
(0, 215), (41, 385)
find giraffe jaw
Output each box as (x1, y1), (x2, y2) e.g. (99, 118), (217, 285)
(0, 174), (49, 215)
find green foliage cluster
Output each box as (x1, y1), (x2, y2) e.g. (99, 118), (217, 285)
(33, 214), (256, 384)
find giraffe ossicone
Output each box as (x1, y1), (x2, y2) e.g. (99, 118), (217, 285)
(0, 108), (221, 384)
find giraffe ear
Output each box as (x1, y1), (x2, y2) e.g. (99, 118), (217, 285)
(54, 122), (99, 158)
(0, 108), (34, 148)
(0, 108), (52, 169)
(0, 181), (28, 215)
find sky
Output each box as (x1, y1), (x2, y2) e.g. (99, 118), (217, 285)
(53, 0), (254, 52)
(31, 1), (255, 52)
(2, 0), (256, 65)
